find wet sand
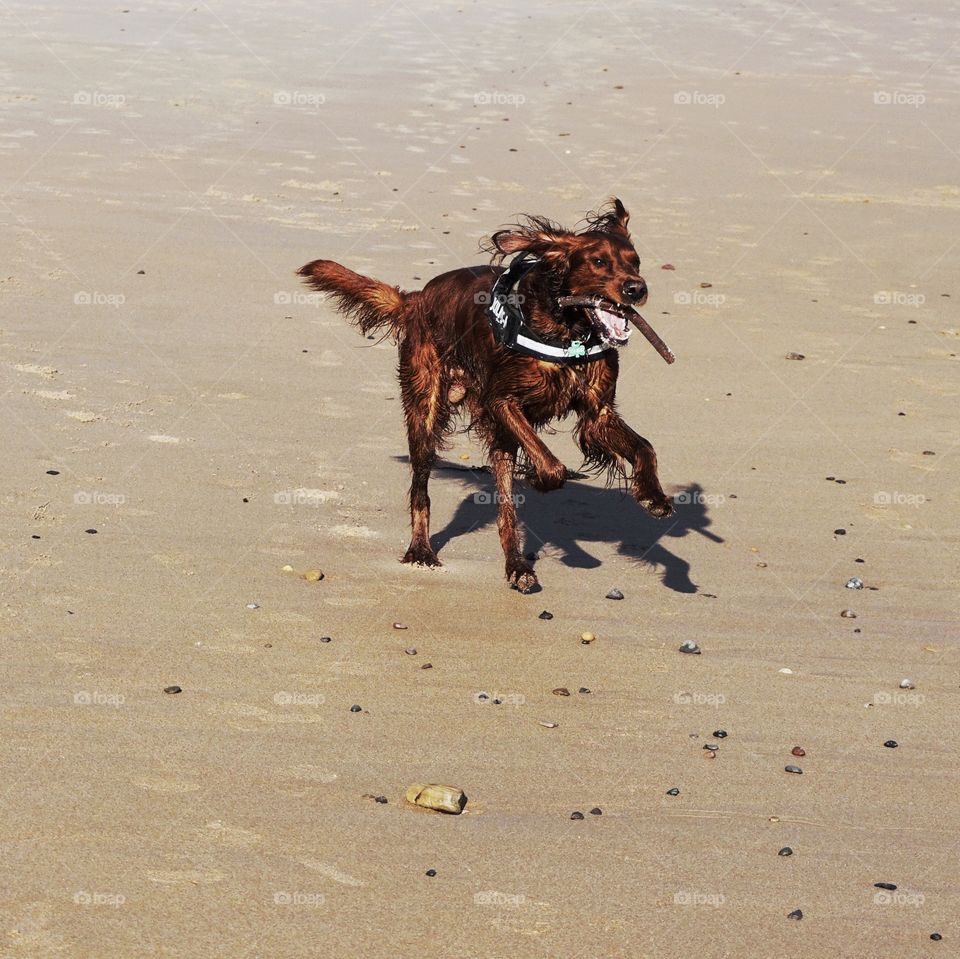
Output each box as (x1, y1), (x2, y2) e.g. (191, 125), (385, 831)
(2, 1), (958, 956)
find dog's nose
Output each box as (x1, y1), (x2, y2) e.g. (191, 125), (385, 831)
(622, 278), (647, 302)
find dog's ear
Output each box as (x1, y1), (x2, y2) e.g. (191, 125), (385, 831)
(484, 216), (575, 263)
(582, 198), (631, 236)
(611, 197), (630, 232)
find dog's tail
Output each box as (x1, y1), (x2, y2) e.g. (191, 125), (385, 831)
(297, 259), (410, 338)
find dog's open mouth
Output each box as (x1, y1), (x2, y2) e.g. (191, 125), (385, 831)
(557, 294), (676, 364)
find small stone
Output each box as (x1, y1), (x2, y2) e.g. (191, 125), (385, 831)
(840, 609), (857, 618)
(791, 746), (805, 757)
(404, 648), (417, 655)
(661, 263), (675, 270)
(246, 602), (260, 610)
(787, 909), (803, 920)
(421, 663), (432, 669)
(703, 750), (716, 760)
(713, 730), (728, 739)
(756, 561), (768, 568)
(605, 588), (624, 600)
(570, 811), (585, 820)
(922, 450), (935, 456)
(578, 687), (591, 694)
(85, 528), (98, 534)
(302, 568), (324, 582)
(699, 282), (712, 288)
(785, 352), (805, 360)
(884, 740), (898, 748)
(779, 668), (793, 674)
(589, 807), (602, 816)
(778, 847), (793, 857)
(406, 784), (467, 814)
(552, 687), (570, 696)
(425, 869), (437, 877)
(46, 469), (60, 475)
(666, 787), (680, 796)
(874, 882), (897, 891)
(375, 796), (388, 804)
(538, 721), (558, 728)
(679, 641), (701, 654)
(769, 816), (780, 822)
(393, 622), (408, 630)
(845, 577), (864, 589)
(319, 636), (332, 643)
(931, 933), (942, 941)
(834, 529), (849, 538)
(580, 631), (596, 644)
(281, 564), (294, 572)
(538, 610), (553, 620)
(350, 704), (362, 713)
(136, 269), (145, 275)
(163, 685), (182, 695)
(785, 765), (803, 774)
(899, 679), (914, 689)
(703, 744), (719, 752)
(855, 557), (865, 563)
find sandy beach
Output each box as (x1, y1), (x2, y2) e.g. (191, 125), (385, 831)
(2, 1), (958, 956)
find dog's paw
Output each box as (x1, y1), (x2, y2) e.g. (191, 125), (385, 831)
(401, 546), (443, 568)
(638, 494), (673, 519)
(507, 563), (539, 594)
(526, 462), (567, 493)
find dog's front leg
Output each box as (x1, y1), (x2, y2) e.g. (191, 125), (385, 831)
(491, 443), (538, 593)
(578, 407), (673, 517)
(489, 399), (566, 492)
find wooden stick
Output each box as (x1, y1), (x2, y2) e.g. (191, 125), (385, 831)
(557, 296), (675, 364)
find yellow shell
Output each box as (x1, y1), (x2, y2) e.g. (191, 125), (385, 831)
(302, 569), (324, 582)
(405, 783), (467, 814)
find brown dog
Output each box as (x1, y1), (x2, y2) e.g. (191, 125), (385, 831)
(298, 198), (673, 592)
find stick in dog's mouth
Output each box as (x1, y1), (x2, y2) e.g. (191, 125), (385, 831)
(557, 295), (676, 364)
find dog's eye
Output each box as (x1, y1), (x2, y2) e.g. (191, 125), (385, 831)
(591, 257), (608, 268)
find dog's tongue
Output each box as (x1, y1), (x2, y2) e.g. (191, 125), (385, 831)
(596, 307), (631, 342)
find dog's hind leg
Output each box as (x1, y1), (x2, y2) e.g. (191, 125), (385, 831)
(399, 336), (448, 567)
(491, 440), (538, 593)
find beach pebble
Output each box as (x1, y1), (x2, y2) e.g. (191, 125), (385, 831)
(779, 668), (793, 674)
(350, 704), (362, 712)
(703, 744), (719, 752)
(834, 528), (846, 535)
(589, 807), (602, 816)
(661, 263), (675, 270)
(874, 882), (897, 891)
(421, 663), (432, 669)
(840, 609), (857, 618)
(605, 588), (624, 600)
(425, 869), (437, 877)
(538, 721), (558, 728)
(538, 610), (553, 620)
(46, 469), (60, 475)
(791, 746), (806, 757)
(899, 679), (914, 689)
(931, 933), (942, 941)
(319, 636), (332, 643)
(703, 750), (716, 760)
(302, 569), (324, 582)
(785, 765), (803, 774)
(884, 740), (898, 748)
(552, 687), (570, 696)
(393, 622), (408, 630)
(404, 648), (417, 655)
(405, 783), (467, 814)
(845, 577), (864, 589)
(281, 564), (294, 572)
(713, 730), (728, 739)
(579, 687), (591, 694)
(163, 685), (182, 695)
(787, 909), (803, 920)
(580, 631), (596, 644)
(666, 787), (680, 796)
(778, 847), (793, 857)
(246, 602), (260, 610)
(570, 811), (585, 820)
(679, 641), (701, 655)
(784, 352), (805, 360)
(85, 528), (98, 535)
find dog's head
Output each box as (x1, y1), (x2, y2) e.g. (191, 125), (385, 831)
(485, 198), (646, 347)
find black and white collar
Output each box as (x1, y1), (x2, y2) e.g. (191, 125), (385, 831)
(485, 254), (613, 364)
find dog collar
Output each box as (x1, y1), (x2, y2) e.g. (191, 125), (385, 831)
(485, 254), (612, 364)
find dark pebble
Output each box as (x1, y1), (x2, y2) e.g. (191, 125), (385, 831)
(713, 730), (728, 739)
(492, 698), (502, 705)
(421, 663), (432, 669)
(703, 744), (719, 752)
(570, 811), (585, 820)
(31, 535), (40, 539)
(538, 610), (553, 620)
(788, 909), (803, 920)
(791, 746), (806, 757)
(834, 528), (846, 535)
(85, 529), (97, 534)
(785, 765), (803, 774)
(404, 648), (417, 655)
(425, 869), (437, 877)
(931, 933), (942, 941)
(605, 588), (624, 600)
(666, 787), (680, 796)
(785, 352), (805, 360)
(350, 704), (362, 712)
(319, 636), (332, 643)
(825, 476), (835, 481)
(589, 807), (602, 816)
(375, 796), (388, 803)
(242, 497), (249, 503)
(163, 685), (182, 695)
(46, 469), (60, 475)
(855, 557), (865, 563)
(579, 687), (590, 694)
(778, 847), (793, 857)
(552, 687), (570, 696)
(136, 269), (145, 274)
(679, 641), (701, 655)
(884, 740), (898, 748)
(874, 882), (897, 891)
(922, 450), (935, 456)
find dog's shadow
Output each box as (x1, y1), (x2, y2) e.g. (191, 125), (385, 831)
(397, 458), (723, 594)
